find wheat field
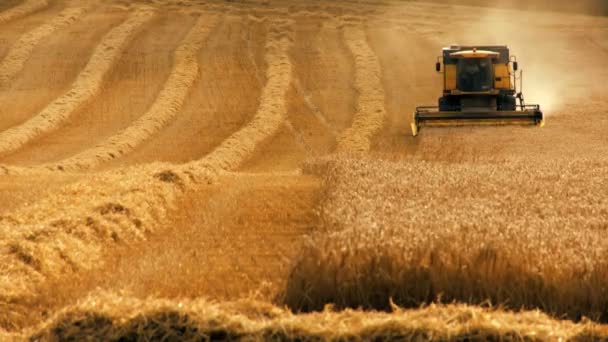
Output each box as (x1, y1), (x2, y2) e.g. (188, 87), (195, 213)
(0, 0), (607, 340)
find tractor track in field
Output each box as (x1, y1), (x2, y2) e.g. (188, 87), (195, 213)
(0, 7), (157, 159)
(241, 14), (356, 172)
(286, 16), (349, 149)
(0, 5), (88, 86)
(256, 19), (339, 166)
(367, 21), (441, 154)
(185, 18), (294, 173)
(292, 77), (336, 137)
(0, 0), (48, 25)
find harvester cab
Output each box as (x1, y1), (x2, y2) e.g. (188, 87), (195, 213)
(411, 45), (544, 136)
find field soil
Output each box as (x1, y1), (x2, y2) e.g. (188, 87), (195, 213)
(0, 0), (607, 340)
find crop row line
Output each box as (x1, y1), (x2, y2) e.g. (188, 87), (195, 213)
(0, 7), (157, 158)
(189, 18), (294, 173)
(336, 23), (386, 152)
(0, 17), (295, 329)
(0, 5), (89, 85)
(51, 15), (220, 171)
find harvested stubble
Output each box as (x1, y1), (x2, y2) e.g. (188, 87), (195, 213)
(0, 0), (47, 25)
(0, 164), (196, 330)
(10, 292), (608, 341)
(0, 7), (156, 158)
(285, 156), (608, 322)
(0, 21), (299, 321)
(188, 18), (294, 172)
(50, 14), (220, 171)
(0, 17), (299, 331)
(0, 5), (88, 85)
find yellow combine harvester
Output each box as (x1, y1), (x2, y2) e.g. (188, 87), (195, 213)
(411, 45), (544, 136)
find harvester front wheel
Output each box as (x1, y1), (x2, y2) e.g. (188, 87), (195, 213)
(498, 95), (516, 111)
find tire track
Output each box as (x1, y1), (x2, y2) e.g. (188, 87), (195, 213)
(186, 18), (294, 173)
(336, 21), (386, 153)
(366, 23), (441, 153)
(241, 14), (356, 172)
(0, 7), (156, 159)
(105, 15), (266, 166)
(0, 5), (88, 85)
(290, 16), (356, 143)
(286, 17), (340, 154)
(0, 0), (47, 25)
(46, 15), (219, 171)
(239, 125), (309, 173)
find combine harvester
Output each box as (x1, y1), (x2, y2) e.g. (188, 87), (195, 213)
(411, 45), (544, 136)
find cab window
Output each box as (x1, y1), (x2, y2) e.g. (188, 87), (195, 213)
(457, 58), (493, 92)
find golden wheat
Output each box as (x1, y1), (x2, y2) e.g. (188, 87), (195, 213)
(285, 156), (608, 322)
(8, 292), (607, 341)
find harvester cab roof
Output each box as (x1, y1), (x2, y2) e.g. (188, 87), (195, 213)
(449, 49), (499, 58)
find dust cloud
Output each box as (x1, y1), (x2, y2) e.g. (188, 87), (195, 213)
(428, 1), (607, 115)
(424, 0), (608, 16)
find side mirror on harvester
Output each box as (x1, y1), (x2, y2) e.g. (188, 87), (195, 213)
(436, 62), (441, 72)
(513, 61), (518, 71)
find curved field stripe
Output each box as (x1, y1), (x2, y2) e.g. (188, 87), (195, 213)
(50, 15), (220, 171)
(0, 0), (47, 25)
(336, 24), (386, 153)
(190, 19), (294, 172)
(0, 8), (156, 158)
(0, 5), (88, 85)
